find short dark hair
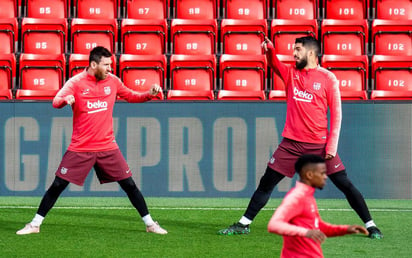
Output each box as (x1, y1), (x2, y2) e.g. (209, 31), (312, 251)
(295, 154), (325, 174)
(89, 46), (112, 65)
(295, 36), (320, 56)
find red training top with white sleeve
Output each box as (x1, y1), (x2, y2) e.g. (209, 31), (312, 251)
(53, 70), (154, 152)
(266, 44), (342, 156)
(268, 181), (349, 258)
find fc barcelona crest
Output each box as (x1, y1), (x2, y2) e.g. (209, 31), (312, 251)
(313, 82), (321, 90)
(104, 86), (111, 95)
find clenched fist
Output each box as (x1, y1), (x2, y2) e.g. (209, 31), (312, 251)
(65, 95), (75, 105)
(149, 84), (162, 96)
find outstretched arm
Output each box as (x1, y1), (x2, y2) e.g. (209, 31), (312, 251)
(262, 37), (290, 85)
(117, 81), (161, 103)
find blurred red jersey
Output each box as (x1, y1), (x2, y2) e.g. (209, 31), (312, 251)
(267, 45), (342, 156)
(53, 70), (153, 152)
(268, 181), (349, 258)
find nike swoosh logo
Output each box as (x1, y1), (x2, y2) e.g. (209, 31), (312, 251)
(334, 164), (341, 168)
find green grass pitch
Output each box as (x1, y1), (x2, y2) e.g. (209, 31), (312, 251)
(1, 197), (411, 258)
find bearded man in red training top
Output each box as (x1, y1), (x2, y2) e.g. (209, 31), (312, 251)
(17, 46), (167, 235)
(218, 36), (383, 239)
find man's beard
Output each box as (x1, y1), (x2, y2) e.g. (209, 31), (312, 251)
(296, 58), (308, 70)
(95, 70), (107, 81)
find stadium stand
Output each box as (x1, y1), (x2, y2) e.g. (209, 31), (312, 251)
(217, 54), (267, 100)
(0, 18), (17, 54)
(273, 0), (318, 19)
(221, 19), (267, 55)
(374, 0), (411, 20)
(0, 0), (410, 101)
(322, 55), (369, 100)
(167, 54), (216, 100)
(321, 19), (369, 55)
(73, 0), (118, 19)
(71, 18), (118, 54)
(174, 0), (219, 19)
(270, 19), (318, 55)
(370, 55), (412, 100)
(372, 19), (412, 56)
(0, 0), (18, 18)
(16, 54), (66, 100)
(125, 0), (169, 19)
(121, 19), (167, 55)
(171, 19), (217, 55)
(21, 18), (68, 54)
(0, 53), (15, 99)
(322, 0), (369, 19)
(24, 0), (70, 18)
(119, 54), (166, 100)
(224, 0), (268, 19)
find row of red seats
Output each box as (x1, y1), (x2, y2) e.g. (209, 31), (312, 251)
(0, 53), (410, 101)
(0, 0), (410, 20)
(0, 18), (410, 56)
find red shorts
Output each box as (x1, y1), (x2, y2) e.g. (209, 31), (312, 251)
(267, 138), (345, 178)
(55, 149), (132, 186)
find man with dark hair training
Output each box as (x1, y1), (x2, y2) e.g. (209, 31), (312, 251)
(268, 154), (368, 258)
(218, 36), (383, 239)
(17, 46), (167, 235)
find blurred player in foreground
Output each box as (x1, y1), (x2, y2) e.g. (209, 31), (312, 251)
(17, 46), (167, 235)
(218, 36), (382, 239)
(268, 154), (368, 258)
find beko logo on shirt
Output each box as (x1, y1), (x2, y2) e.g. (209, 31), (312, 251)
(293, 87), (313, 102)
(87, 100), (108, 113)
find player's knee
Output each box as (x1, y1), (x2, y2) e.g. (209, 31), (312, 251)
(49, 176), (69, 193)
(118, 177), (137, 192)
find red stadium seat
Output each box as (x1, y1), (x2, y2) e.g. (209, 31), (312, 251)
(69, 53), (117, 77)
(270, 19), (318, 55)
(268, 55), (294, 100)
(322, 55), (368, 100)
(71, 18), (118, 54)
(323, 0), (368, 19)
(0, 18), (17, 54)
(174, 0), (219, 19)
(0, 54), (15, 99)
(217, 54), (267, 100)
(119, 54), (166, 100)
(126, 0), (169, 19)
(224, 0), (267, 19)
(121, 19), (167, 55)
(321, 19), (368, 55)
(24, 0), (70, 18)
(273, 0), (317, 19)
(370, 55), (412, 100)
(167, 55), (216, 100)
(74, 0), (118, 19)
(372, 19), (412, 56)
(16, 54), (66, 100)
(21, 18), (67, 54)
(0, 0), (18, 18)
(171, 19), (217, 55)
(375, 0), (411, 20)
(221, 19), (267, 55)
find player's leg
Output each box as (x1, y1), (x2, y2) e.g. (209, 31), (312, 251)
(243, 167), (285, 222)
(217, 167), (285, 235)
(95, 149), (167, 234)
(16, 176), (69, 235)
(17, 151), (94, 235)
(328, 170), (383, 239)
(218, 138), (296, 235)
